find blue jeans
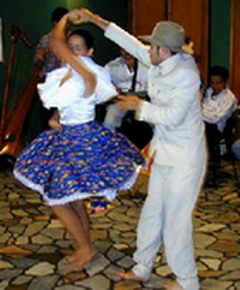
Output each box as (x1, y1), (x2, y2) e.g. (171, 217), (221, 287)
(232, 139), (240, 159)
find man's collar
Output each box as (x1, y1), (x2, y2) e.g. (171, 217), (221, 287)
(155, 53), (181, 75)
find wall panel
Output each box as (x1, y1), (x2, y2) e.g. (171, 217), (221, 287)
(230, 0), (240, 100)
(129, 0), (209, 83)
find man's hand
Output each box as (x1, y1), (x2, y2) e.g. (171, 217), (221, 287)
(117, 95), (143, 110)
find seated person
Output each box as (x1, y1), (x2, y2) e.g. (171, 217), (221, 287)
(103, 48), (148, 131)
(202, 65), (238, 154)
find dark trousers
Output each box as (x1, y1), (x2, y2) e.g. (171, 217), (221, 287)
(204, 122), (223, 162)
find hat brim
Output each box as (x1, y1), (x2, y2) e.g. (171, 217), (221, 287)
(139, 35), (190, 54)
(138, 35), (162, 45)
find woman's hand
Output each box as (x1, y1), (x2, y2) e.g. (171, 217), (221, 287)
(48, 110), (62, 132)
(49, 119), (62, 132)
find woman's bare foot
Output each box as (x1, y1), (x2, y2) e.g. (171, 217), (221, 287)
(61, 255), (75, 264)
(61, 248), (97, 274)
(61, 246), (82, 264)
(117, 270), (148, 283)
(161, 280), (183, 290)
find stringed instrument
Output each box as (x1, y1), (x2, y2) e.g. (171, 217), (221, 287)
(0, 24), (41, 162)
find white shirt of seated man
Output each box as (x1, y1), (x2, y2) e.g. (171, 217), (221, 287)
(104, 48), (148, 130)
(202, 76), (237, 133)
(105, 48), (148, 93)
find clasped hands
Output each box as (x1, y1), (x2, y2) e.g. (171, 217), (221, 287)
(66, 8), (144, 111)
(67, 8), (95, 25)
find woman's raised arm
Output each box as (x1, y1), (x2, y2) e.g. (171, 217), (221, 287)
(51, 13), (96, 97)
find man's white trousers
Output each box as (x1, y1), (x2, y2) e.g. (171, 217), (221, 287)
(132, 161), (206, 290)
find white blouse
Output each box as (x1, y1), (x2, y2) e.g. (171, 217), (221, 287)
(38, 56), (117, 126)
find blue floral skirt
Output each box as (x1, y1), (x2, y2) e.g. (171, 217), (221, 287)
(13, 121), (144, 205)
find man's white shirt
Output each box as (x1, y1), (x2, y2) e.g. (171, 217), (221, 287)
(202, 87), (237, 132)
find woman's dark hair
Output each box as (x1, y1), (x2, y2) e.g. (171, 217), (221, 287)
(209, 65), (229, 82)
(51, 7), (69, 23)
(68, 29), (95, 50)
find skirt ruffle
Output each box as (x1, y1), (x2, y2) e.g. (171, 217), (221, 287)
(13, 121), (144, 205)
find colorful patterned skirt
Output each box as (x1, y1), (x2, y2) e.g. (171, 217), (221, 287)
(13, 121), (145, 206)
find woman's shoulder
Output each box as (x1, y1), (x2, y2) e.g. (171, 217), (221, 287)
(79, 56), (112, 81)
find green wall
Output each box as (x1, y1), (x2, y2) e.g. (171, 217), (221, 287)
(0, 0), (128, 110)
(210, 0), (231, 68)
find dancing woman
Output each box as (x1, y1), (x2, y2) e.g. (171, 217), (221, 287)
(13, 11), (144, 273)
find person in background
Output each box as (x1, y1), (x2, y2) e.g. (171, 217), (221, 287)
(31, 7), (69, 136)
(72, 8), (207, 290)
(202, 65), (238, 155)
(182, 36), (194, 55)
(34, 7), (69, 76)
(103, 47), (148, 131)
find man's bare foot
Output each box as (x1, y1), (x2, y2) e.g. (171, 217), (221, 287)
(117, 270), (148, 283)
(161, 280), (183, 290)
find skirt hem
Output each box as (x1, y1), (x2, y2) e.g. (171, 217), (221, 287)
(13, 166), (141, 206)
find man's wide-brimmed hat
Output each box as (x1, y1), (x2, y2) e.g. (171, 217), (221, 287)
(139, 21), (190, 53)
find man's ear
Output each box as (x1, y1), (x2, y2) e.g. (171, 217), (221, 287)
(157, 47), (163, 57)
(160, 47), (168, 55)
(159, 47), (171, 58)
(87, 48), (94, 56)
